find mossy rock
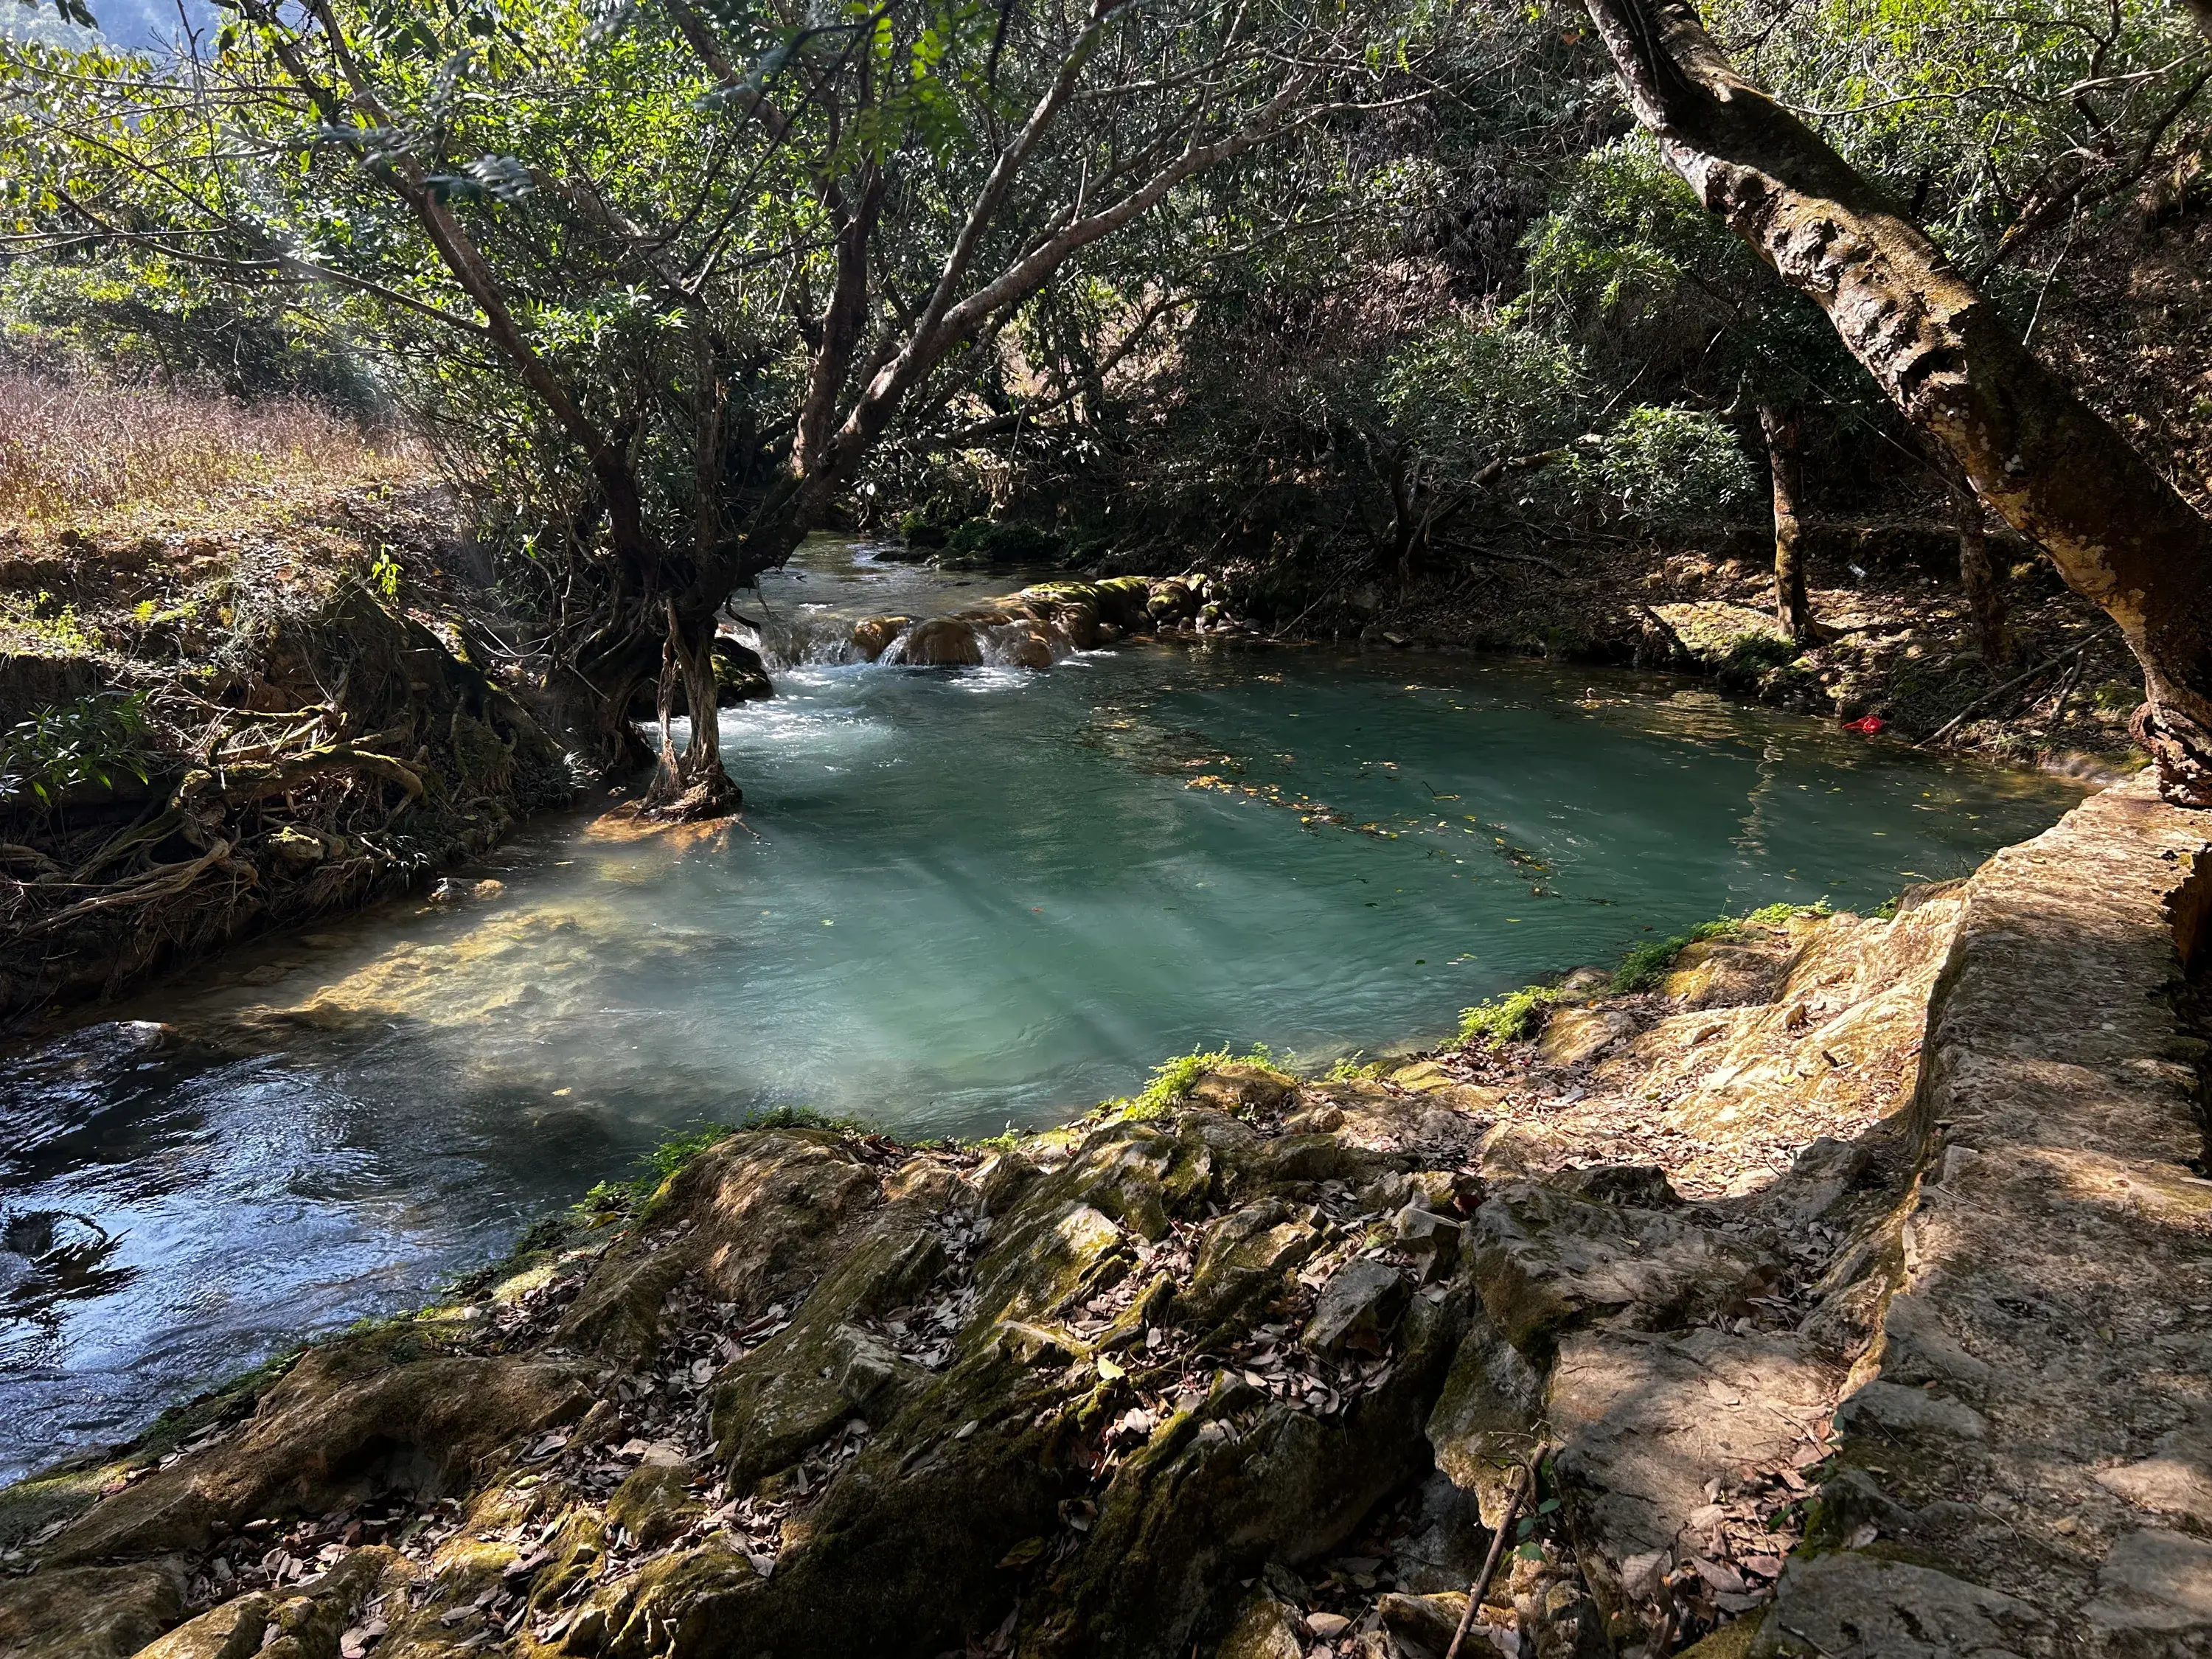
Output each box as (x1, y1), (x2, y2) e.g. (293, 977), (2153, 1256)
(608, 1462), (704, 1549)
(1681, 1609), (1766, 1658)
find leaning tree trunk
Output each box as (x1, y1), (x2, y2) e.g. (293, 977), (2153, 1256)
(1759, 403), (1814, 642)
(1581, 0), (2212, 801)
(1947, 468), (2008, 664)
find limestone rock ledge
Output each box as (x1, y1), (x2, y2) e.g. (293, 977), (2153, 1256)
(0, 781), (2203, 1659)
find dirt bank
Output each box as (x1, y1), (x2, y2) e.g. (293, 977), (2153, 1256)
(3, 777), (2201, 1659)
(0, 487), (581, 1026)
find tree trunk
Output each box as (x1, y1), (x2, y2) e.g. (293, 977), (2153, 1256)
(1580, 0), (2212, 801)
(1947, 469), (2008, 664)
(549, 616), (659, 779)
(1759, 403), (1813, 642)
(643, 602), (743, 820)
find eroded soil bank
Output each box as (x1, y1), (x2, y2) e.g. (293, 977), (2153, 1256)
(1, 776), (2203, 1659)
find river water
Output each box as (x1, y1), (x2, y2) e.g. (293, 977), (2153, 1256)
(0, 541), (2083, 1480)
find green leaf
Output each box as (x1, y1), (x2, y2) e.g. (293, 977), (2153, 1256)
(997, 1536), (1046, 1569)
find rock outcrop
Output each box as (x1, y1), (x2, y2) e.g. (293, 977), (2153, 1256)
(852, 576), (1237, 669)
(0, 780), (2203, 1659)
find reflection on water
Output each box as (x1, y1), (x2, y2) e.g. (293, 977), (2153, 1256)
(0, 546), (2085, 1478)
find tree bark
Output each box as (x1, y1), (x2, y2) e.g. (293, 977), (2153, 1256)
(1580, 0), (2212, 801)
(1759, 403), (1812, 642)
(1947, 467), (2008, 664)
(644, 602), (742, 819)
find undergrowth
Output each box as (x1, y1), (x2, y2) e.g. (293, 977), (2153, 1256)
(574, 1107), (866, 1220)
(0, 370), (403, 521)
(1106, 1043), (1280, 1121)
(1458, 984), (1559, 1045)
(1459, 900), (1834, 1046)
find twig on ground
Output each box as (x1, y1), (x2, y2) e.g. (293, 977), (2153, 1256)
(2042, 654), (2087, 736)
(1436, 539), (1571, 577)
(1917, 629), (2117, 749)
(1443, 1459), (1532, 1659)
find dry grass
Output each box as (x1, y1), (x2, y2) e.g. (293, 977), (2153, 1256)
(0, 372), (417, 524)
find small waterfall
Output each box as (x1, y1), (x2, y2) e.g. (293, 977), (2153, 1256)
(731, 612), (869, 670)
(737, 573), (1211, 672)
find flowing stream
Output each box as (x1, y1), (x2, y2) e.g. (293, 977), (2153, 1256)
(0, 540), (2084, 1481)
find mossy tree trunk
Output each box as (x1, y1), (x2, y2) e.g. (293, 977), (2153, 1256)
(1581, 0), (2212, 801)
(1759, 403), (1813, 643)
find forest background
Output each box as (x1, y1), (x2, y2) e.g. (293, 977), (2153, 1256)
(4, 0), (2211, 804)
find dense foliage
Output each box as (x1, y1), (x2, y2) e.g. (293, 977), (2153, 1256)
(4, 0), (2206, 721)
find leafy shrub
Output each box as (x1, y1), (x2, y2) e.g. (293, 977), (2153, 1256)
(942, 518), (1060, 567)
(0, 689), (153, 809)
(1378, 321), (1585, 464)
(1610, 934), (1697, 992)
(897, 507), (951, 549)
(1322, 1051), (1386, 1082)
(1721, 633), (1802, 675)
(1517, 135), (1745, 331)
(1577, 404), (1759, 531)
(2090, 680), (2141, 714)
(1610, 901), (1831, 991)
(1111, 1043), (1278, 1120)
(1458, 984), (1558, 1046)
(0, 589), (102, 654)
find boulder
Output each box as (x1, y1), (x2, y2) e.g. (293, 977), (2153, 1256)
(1393, 1204), (1464, 1281)
(2084, 1527), (2212, 1640)
(1217, 1593), (1306, 1659)
(1425, 1307), (1544, 1530)
(0, 1565), (179, 1658)
(1181, 1201), (1321, 1332)
(849, 615), (912, 661)
(607, 1462), (704, 1549)
(1378, 1590), (1470, 1658)
(1467, 1180), (1778, 1350)
(1547, 1163), (1680, 1209)
(1661, 935), (1791, 1010)
(1751, 1554), (2043, 1658)
(1538, 1006), (1635, 1067)
(2095, 1423), (2212, 1531)
(886, 616), (983, 666)
(712, 636), (773, 702)
(1548, 1329), (1835, 1630)
(1187, 1063), (1296, 1113)
(128, 1590), (271, 1658)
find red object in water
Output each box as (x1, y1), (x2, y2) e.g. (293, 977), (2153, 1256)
(1842, 715), (1885, 734)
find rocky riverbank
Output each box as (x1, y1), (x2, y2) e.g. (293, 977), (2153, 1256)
(1054, 519), (2154, 778)
(3, 777), (2202, 1659)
